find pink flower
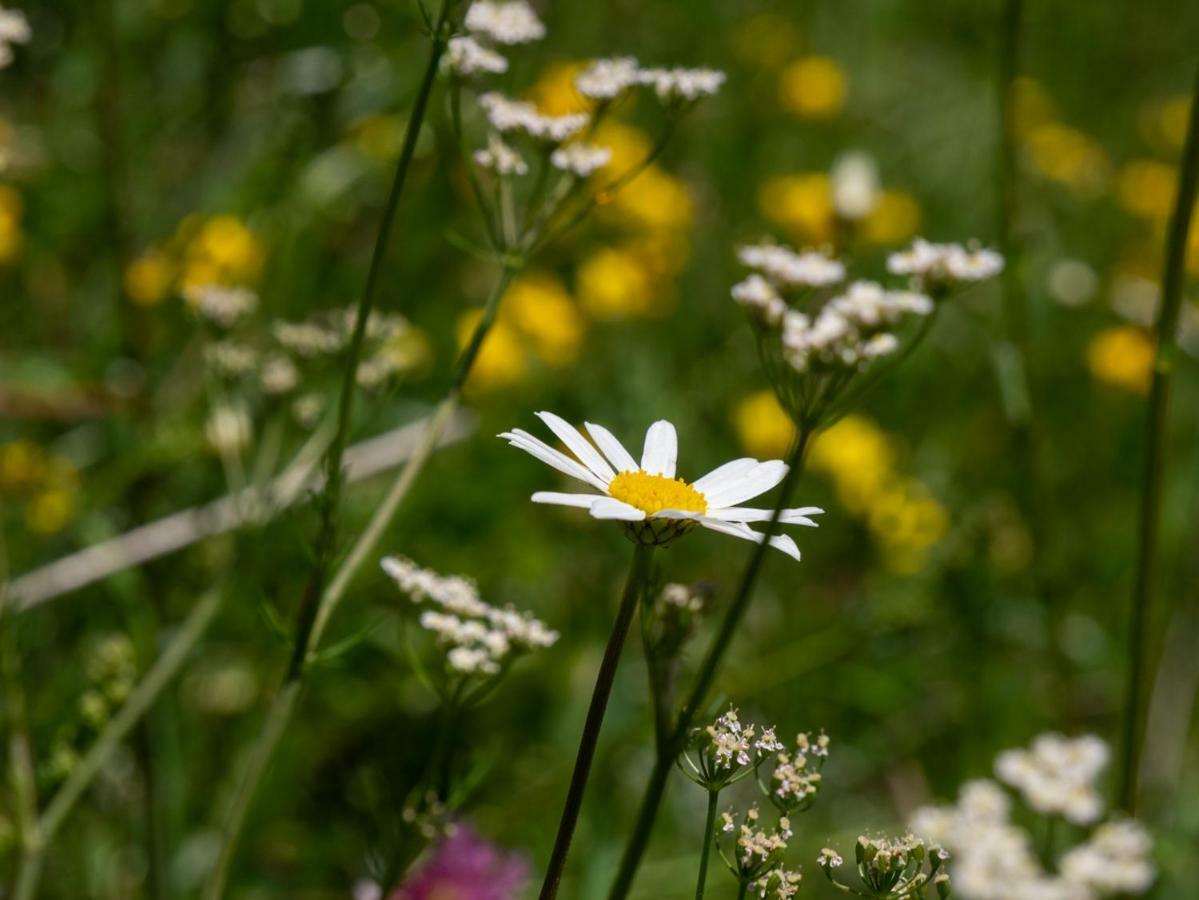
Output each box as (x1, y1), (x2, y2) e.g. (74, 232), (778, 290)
(389, 825), (529, 900)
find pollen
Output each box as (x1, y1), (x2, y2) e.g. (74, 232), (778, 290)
(608, 470), (707, 516)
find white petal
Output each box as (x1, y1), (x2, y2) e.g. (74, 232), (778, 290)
(691, 458), (759, 496)
(697, 517), (802, 561)
(500, 430), (609, 491)
(707, 506), (823, 527)
(589, 497), (646, 521)
(536, 411), (615, 483)
(703, 460), (789, 507)
(532, 491), (611, 509)
(584, 421), (639, 473)
(640, 420), (678, 477)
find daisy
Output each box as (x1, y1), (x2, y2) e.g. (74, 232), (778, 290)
(500, 412), (821, 559)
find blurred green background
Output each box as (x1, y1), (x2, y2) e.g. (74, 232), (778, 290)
(2, 0), (1199, 897)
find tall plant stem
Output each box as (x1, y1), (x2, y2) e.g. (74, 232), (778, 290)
(204, 260), (518, 898)
(608, 432), (812, 900)
(1117, 62), (1199, 815)
(538, 543), (655, 900)
(10, 591), (223, 900)
(694, 789), (719, 900)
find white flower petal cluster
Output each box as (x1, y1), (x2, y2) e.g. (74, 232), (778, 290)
(184, 284), (258, 328)
(738, 243), (847, 289)
(204, 340), (258, 377)
(994, 733), (1108, 825)
(831, 151), (880, 221)
(478, 92), (589, 143)
(782, 280), (932, 373)
(704, 708), (758, 770)
(0, 6), (31, 70)
(750, 867), (803, 899)
(463, 0), (545, 45)
(474, 134), (528, 175)
(550, 142), (612, 177)
(260, 354), (300, 395)
(888, 238), (1004, 287)
(1060, 820), (1155, 895)
(502, 412), (822, 559)
(205, 403), (252, 455)
(734, 806), (790, 872)
(574, 56), (642, 100)
(444, 35), (508, 77)
(638, 66), (726, 102)
(381, 556), (558, 677)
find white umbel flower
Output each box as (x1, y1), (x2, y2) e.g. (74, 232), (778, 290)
(474, 134), (528, 175)
(575, 56), (642, 99)
(638, 66), (726, 102)
(737, 243), (846, 289)
(478, 91), (589, 143)
(888, 238), (1005, 286)
(0, 6), (31, 69)
(995, 733), (1108, 825)
(831, 151), (879, 220)
(184, 284), (258, 328)
(500, 412), (821, 559)
(444, 35), (508, 76)
(464, 0), (546, 45)
(550, 142), (612, 177)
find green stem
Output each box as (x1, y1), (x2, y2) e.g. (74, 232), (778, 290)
(12, 591), (222, 900)
(694, 790), (719, 900)
(538, 543), (654, 900)
(736, 881), (749, 900)
(608, 432), (812, 900)
(1117, 61), (1199, 815)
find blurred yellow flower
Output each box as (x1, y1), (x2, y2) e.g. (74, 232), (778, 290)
(778, 56), (847, 120)
(0, 439), (45, 490)
(124, 250), (176, 307)
(808, 415), (895, 516)
(730, 13), (800, 69)
(623, 231), (691, 279)
(733, 390), (796, 459)
(1087, 325), (1155, 393)
(0, 183), (24, 264)
(1116, 159), (1176, 222)
(758, 173), (834, 245)
(1024, 122), (1111, 195)
(869, 480), (949, 574)
(529, 61), (592, 116)
(604, 166), (694, 231)
(576, 245), (658, 319)
(181, 215), (265, 290)
(594, 120), (652, 175)
(458, 311), (527, 392)
(503, 271), (585, 365)
(26, 489), (74, 535)
(861, 190), (922, 245)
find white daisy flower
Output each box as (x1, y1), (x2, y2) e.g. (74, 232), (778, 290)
(500, 412), (822, 559)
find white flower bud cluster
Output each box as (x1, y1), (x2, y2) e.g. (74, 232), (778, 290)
(994, 733), (1108, 825)
(550, 142), (612, 178)
(738, 243), (847, 290)
(478, 92), (589, 143)
(659, 582), (703, 613)
(463, 0), (546, 45)
(750, 866), (803, 899)
(734, 806), (791, 872)
(574, 56), (642, 100)
(887, 238), (1004, 288)
(781, 280), (932, 374)
(260, 354), (300, 395)
(0, 6), (31, 70)
(818, 848), (844, 869)
(474, 135), (528, 176)
(770, 731), (829, 809)
(185, 284), (259, 328)
(638, 66), (727, 103)
(444, 35), (508, 77)
(1059, 820), (1155, 895)
(381, 555), (558, 677)
(205, 403), (252, 455)
(204, 340), (259, 377)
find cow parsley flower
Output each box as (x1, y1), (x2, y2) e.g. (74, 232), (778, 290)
(1060, 820), (1155, 895)
(575, 56), (643, 100)
(463, 0), (545, 45)
(444, 35), (508, 77)
(639, 66), (727, 103)
(184, 284), (258, 328)
(478, 92), (589, 143)
(0, 6), (31, 69)
(738, 243), (846, 289)
(887, 238), (1004, 292)
(500, 412), (822, 558)
(550, 142), (612, 177)
(474, 134), (528, 176)
(994, 733), (1108, 825)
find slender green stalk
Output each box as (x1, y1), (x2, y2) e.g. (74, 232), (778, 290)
(694, 789), (719, 900)
(3, 622), (40, 900)
(538, 543), (655, 900)
(11, 591), (223, 900)
(608, 432), (811, 900)
(1117, 62), (1199, 815)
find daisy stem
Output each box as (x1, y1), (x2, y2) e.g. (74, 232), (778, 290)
(608, 432), (812, 900)
(538, 543), (655, 900)
(1117, 61), (1199, 816)
(694, 789), (719, 900)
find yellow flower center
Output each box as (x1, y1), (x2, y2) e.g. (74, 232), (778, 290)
(608, 470), (707, 516)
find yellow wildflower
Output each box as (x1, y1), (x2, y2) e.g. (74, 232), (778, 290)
(731, 14), (800, 69)
(733, 390), (796, 460)
(603, 166), (694, 232)
(576, 245), (659, 320)
(26, 489), (74, 535)
(778, 56), (847, 120)
(503, 271), (585, 365)
(808, 415), (895, 516)
(594, 120), (653, 175)
(124, 250), (176, 307)
(758, 173), (834, 244)
(1024, 122), (1111, 194)
(0, 440), (45, 490)
(529, 61), (592, 115)
(0, 183), (23, 264)
(1087, 325), (1155, 393)
(181, 215), (265, 289)
(457, 311), (527, 392)
(1116, 159), (1176, 222)
(861, 190), (921, 245)
(870, 480), (948, 574)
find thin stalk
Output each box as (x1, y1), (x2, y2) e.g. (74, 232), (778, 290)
(694, 789), (719, 900)
(538, 543), (654, 900)
(3, 623), (40, 900)
(608, 432), (811, 900)
(736, 881), (749, 900)
(1117, 62), (1199, 815)
(12, 591), (223, 900)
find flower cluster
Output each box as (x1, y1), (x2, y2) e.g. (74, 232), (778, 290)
(887, 239), (1005, 295)
(749, 866), (803, 899)
(994, 732), (1108, 825)
(719, 806), (792, 886)
(768, 731), (829, 813)
(680, 708), (783, 790)
(819, 832), (951, 899)
(381, 556), (558, 679)
(185, 284), (259, 328)
(384, 822), (530, 900)
(909, 738), (1155, 900)
(0, 5), (30, 69)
